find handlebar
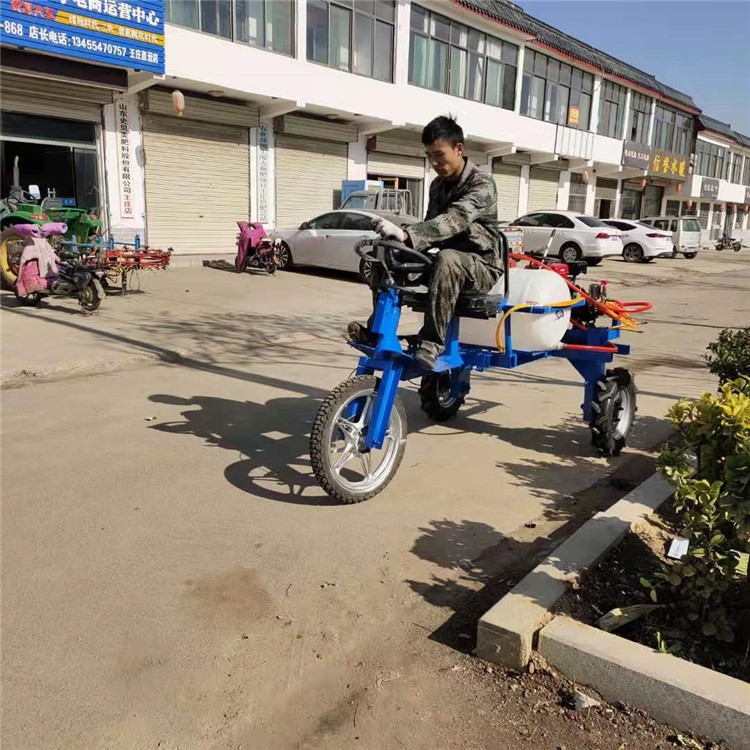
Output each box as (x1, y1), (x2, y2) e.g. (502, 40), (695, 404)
(355, 238), (433, 284)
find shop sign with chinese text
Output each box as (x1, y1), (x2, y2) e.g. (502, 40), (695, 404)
(621, 141), (650, 170)
(0, 0), (164, 74)
(700, 178), (720, 200)
(116, 98), (135, 218)
(647, 149), (688, 180)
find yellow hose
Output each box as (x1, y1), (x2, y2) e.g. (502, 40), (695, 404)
(495, 296), (585, 353)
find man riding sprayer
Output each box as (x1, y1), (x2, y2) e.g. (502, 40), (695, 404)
(347, 115), (502, 370)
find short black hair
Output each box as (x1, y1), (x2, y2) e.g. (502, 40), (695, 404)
(421, 114), (464, 147)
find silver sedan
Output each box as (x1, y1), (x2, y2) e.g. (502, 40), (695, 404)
(272, 209), (420, 283)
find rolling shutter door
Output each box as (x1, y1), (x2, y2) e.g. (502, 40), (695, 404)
(143, 115), (249, 254)
(492, 162), (521, 221)
(527, 167), (560, 213)
(1, 73), (112, 121)
(367, 151), (425, 179)
(275, 134), (347, 228)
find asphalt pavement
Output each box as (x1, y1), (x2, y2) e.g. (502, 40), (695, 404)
(2, 249), (749, 749)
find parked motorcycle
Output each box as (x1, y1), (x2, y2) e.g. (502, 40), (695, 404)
(235, 221), (280, 275)
(12, 223), (105, 312)
(715, 232), (742, 252)
(1, 198), (102, 287)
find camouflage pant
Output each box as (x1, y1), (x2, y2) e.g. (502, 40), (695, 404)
(370, 249), (501, 352)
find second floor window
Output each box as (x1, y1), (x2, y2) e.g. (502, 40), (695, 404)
(653, 105), (692, 154)
(307, 0), (396, 82)
(408, 5), (518, 110)
(165, 0), (294, 55)
(731, 153), (744, 184)
(598, 80), (627, 138)
(628, 91), (652, 145)
(695, 139), (730, 180)
(744, 158), (750, 187)
(520, 50), (594, 130)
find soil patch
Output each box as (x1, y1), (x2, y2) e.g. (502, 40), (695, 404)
(556, 511), (750, 682)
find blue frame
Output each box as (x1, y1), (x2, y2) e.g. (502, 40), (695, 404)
(351, 288), (630, 450)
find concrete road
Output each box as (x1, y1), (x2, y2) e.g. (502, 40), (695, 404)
(1, 248), (748, 749)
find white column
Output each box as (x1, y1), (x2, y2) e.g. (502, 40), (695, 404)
(518, 165), (530, 214)
(557, 170), (570, 210)
(621, 88), (632, 141)
(102, 93), (146, 243)
(255, 121), (275, 227)
(589, 74), (603, 135)
(348, 136), (368, 179)
(613, 179), (622, 218)
(249, 127), (258, 221)
(646, 97), (657, 147)
(514, 46), (526, 113)
(295, 0), (307, 60)
(584, 177), (596, 215)
(394, 0), (411, 87)
(423, 159), (432, 216)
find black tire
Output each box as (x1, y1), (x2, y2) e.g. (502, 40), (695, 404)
(683, 252), (697, 259)
(590, 368), (637, 457)
(622, 243), (644, 263)
(14, 290), (43, 306)
(419, 368), (470, 421)
(586, 258), (603, 266)
(262, 253), (277, 275)
(733, 244), (741, 253)
(0, 225), (26, 286)
(276, 242), (293, 271)
(310, 375), (407, 504)
(559, 243), (582, 263)
(79, 281), (102, 312)
(358, 256), (374, 285)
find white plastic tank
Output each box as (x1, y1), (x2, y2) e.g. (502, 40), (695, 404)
(458, 267), (571, 352)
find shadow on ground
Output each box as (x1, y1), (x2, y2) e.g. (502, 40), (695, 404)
(402, 410), (669, 654)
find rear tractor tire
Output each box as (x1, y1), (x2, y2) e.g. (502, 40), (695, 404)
(419, 368), (470, 421)
(590, 367), (637, 457)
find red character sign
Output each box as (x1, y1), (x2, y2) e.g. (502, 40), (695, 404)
(11, 0), (54, 20)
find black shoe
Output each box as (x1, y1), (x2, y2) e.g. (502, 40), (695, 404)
(413, 345), (439, 370)
(345, 321), (376, 346)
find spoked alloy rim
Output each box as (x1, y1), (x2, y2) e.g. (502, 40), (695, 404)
(328, 390), (403, 494)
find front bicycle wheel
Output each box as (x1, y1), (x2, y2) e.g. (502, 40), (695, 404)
(310, 375), (407, 503)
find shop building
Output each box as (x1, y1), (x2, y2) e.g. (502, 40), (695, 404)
(661, 116), (750, 245)
(3, 0), (747, 257)
(0, 1), (165, 244)
(136, 0), (710, 257)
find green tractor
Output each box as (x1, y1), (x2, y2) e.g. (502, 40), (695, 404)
(0, 185), (102, 287)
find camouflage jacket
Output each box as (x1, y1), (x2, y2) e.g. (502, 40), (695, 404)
(407, 159), (500, 266)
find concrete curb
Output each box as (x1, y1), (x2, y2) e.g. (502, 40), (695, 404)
(476, 472), (672, 669)
(539, 616), (750, 750)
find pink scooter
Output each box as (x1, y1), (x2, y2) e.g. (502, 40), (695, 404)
(235, 221), (280, 275)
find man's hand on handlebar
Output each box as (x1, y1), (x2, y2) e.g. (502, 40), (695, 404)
(374, 217), (407, 244)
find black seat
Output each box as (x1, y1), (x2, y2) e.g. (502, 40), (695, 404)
(401, 288), (503, 320)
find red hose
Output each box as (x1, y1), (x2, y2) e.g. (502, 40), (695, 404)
(508, 254), (653, 323)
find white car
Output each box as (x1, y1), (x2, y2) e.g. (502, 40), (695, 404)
(601, 219), (672, 263)
(509, 210), (624, 265)
(272, 209), (419, 282)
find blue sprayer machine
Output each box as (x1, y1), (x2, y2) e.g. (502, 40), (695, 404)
(310, 227), (651, 503)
